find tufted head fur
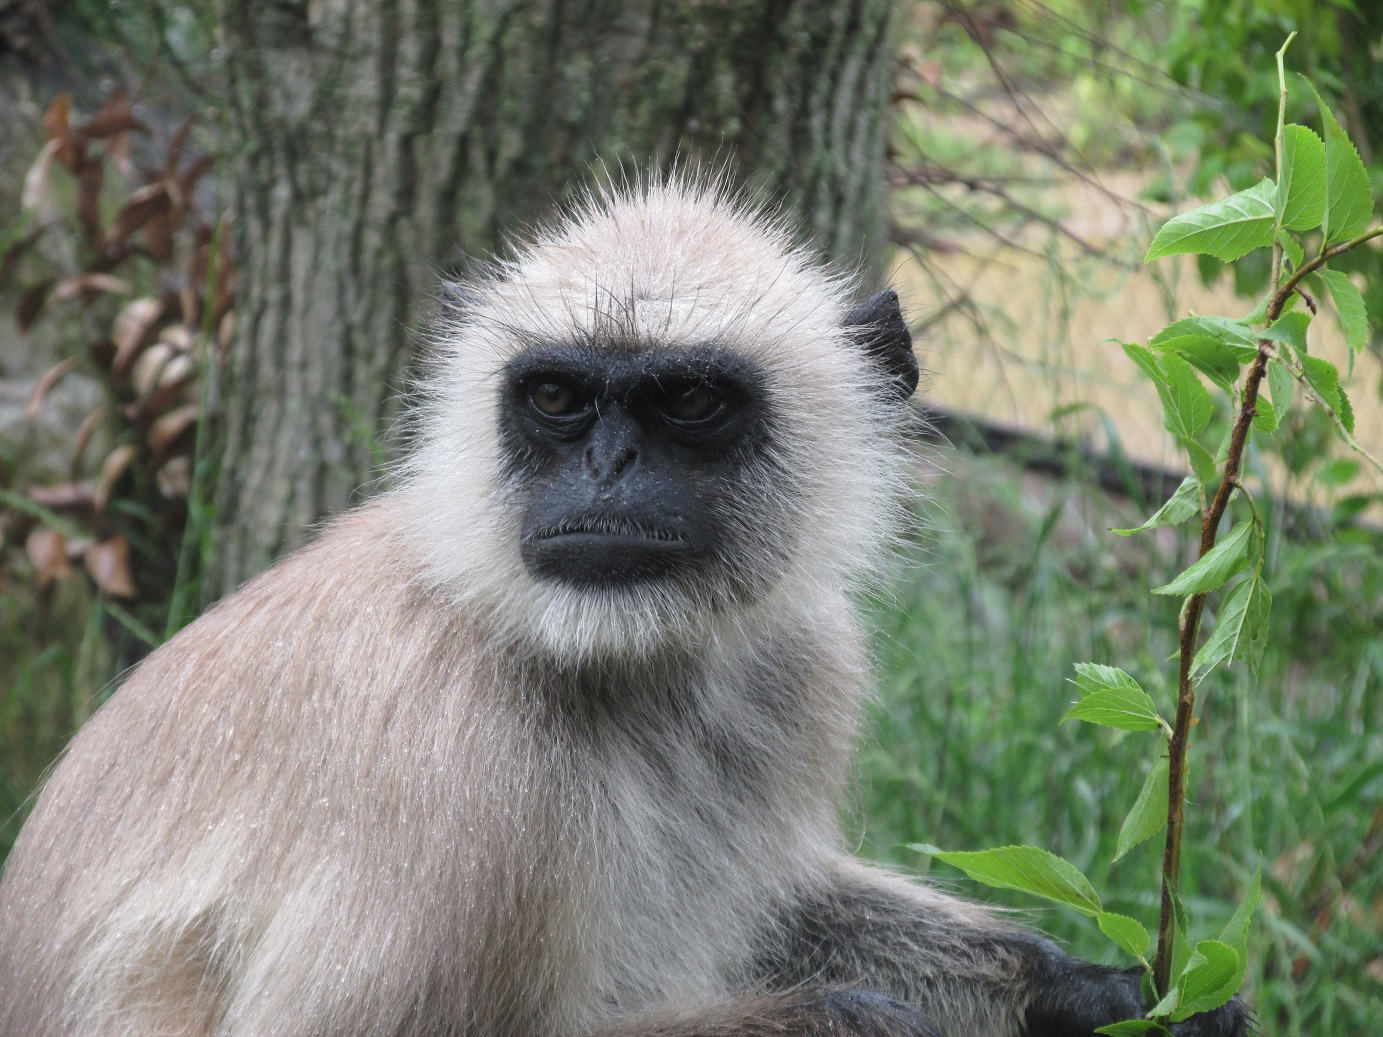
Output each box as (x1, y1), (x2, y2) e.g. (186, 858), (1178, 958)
(404, 177), (917, 660)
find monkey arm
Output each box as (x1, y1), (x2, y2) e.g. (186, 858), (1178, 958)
(754, 858), (1250, 1037)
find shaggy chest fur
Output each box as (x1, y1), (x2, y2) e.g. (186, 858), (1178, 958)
(476, 645), (848, 1032)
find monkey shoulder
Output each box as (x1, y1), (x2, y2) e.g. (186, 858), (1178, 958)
(9, 497), (497, 874)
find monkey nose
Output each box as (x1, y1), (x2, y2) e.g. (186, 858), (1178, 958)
(584, 443), (638, 485)
(583, 411), (642, 486)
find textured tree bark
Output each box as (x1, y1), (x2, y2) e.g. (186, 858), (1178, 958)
(212, 0), (896, 599)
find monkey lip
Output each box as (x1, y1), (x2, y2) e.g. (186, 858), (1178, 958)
(530, 515), (686, 546)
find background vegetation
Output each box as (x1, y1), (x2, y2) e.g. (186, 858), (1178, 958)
(1, 2), (1380, 1035)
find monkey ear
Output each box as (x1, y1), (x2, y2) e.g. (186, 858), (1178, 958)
(844, 288), (918, 404)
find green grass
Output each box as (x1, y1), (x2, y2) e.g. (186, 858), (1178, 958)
(860, 451), (1383, 1035)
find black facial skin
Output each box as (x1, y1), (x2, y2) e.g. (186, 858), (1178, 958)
(501, 292), (918, 592)
(502, 344), (774, 590)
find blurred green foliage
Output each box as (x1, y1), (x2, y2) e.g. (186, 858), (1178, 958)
(862, 454), (1383, 1035)
(1153, 0), (1383, 349)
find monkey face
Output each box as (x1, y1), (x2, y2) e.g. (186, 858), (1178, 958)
(406, 181), (917, 659)
(501, 343), (790, 600)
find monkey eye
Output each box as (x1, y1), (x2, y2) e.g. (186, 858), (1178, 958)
(661, 382), (723, 425)
(529, 380), (589, 418)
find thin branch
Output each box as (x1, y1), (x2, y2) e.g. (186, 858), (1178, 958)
(1278, 227), (1383, 301)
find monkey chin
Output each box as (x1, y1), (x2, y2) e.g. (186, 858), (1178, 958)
(460, 553), (812, 666)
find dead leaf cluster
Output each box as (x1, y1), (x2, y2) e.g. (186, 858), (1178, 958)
(1, 90), (234, 605)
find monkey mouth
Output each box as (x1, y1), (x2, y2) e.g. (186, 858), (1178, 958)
(531, 514), (685, 545)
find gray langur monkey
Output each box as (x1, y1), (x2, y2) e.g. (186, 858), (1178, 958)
(0, 181), (1249, 1037)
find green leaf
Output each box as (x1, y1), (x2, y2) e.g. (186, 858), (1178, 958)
(1113, 477), (1201, 535)
(1160, 354), (1215, 439)
(1141, 968), (1158, 1010)
(1123, 342), (1169, 391)
(1251, 393), (1278, 434)
(1098, 912), (1151, 960)
(1300, 354), (1350, 430)
(1220, 868), (1262, 965)
(1145, 178), (1277, 263)
(1181, 438), (1219, 486)
(1115, 756), (1169, 862)
(1276, 124), (1327, 231)
(1168, 881), (1191, 946)
(1148, 985), (1181, 1020)
(1150, 315), (1258, 355)
(1317, 458), (1361, 488)
(1073, 662), (1142, 698)
(1300, 354), (1339, 398)
(1337, 384), (1355, 435)
(1268, 358), (1295, 419)
(1171, 940), (1241, 1021)
(1192, 576), (1272, 679)
(1303, 79), (1374, 244)
(1317, 270), (1367, 378)
(1151, 335), (1243, 390)
(912, 845), (1102, 916)
(1064, 688), (1163, 731)
(1153, 522), (1255, 596)
(1259, 310), (1311, 355)
(1096, 1021), (1174, 1037)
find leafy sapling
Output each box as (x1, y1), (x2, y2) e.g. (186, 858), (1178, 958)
(913, 36), (1380, 1035)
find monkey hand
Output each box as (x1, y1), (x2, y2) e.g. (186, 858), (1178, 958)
(1023, 958), (1253, 1037)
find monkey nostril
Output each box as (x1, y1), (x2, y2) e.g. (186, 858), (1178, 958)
(586, 445), (638, 483)
(610, 448), (637, 481)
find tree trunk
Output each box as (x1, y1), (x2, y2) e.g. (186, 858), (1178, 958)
(212, 0), (896, 599)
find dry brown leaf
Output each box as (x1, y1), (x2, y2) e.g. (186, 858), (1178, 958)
(95, 444), (138, 511)
(159, 324), (196, 352)
(144, 208), (175, 262)
(25, 527), (72, 588)
(17, 279), (52, 332)
(42, 93), (71, 142)
(148, 404), (198, 454)
(25, 357), (79, 422)
(76, 160), (105, 248)
(50, 273), (132, 304)
(28, 482), (95, 510)
(21, 138), (63, 226)
(111, 297), (168, 376)
(71, 406), (108, 477)
(78, 89), (146, 140)
(132, 342), (187, 397)
(132, 365), (196, 424)
(106, 129), (136, 179)
(40, 90), (85, 170)
(177, 154), (215, 197)
(180, 283), (201, 330)
(156, 456), (191, 498)
(106, 182), (170, 249)
(84, 536), (136, 598)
